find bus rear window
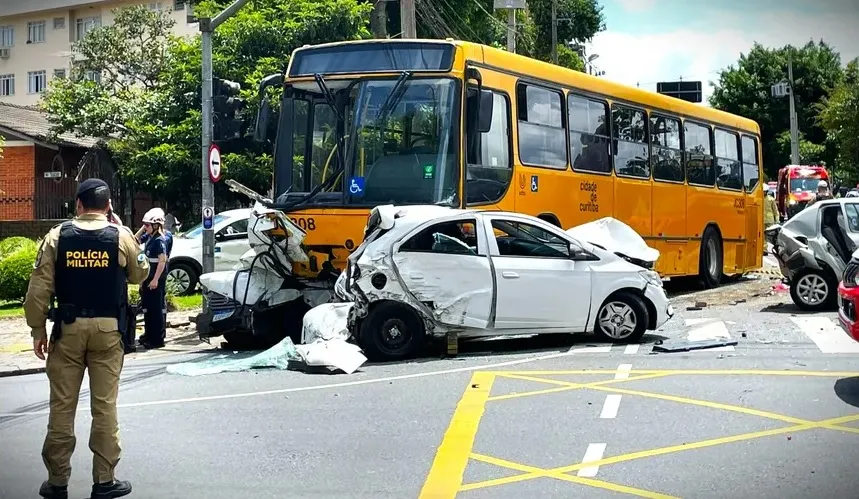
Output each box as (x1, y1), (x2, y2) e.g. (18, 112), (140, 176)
(288, 42), (455, 77)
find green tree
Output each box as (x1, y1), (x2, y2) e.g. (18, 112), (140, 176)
(409, 0), (601, 71)
(817, 59), (859, 182)
(709, 41), (843, 179)
(43, 1), (372, 216)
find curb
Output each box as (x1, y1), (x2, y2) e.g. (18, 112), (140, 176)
(0, 341), (212, 378)
(0, 366), (45, 378)
(749, 268), (784, 278)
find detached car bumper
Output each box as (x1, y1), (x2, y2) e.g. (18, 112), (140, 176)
(837, 282), (859, 342)
(644, 283), (673, 329)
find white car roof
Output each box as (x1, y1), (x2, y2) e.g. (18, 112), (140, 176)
(375, 205), (552, 237)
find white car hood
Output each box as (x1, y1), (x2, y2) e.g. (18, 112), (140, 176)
(565, 217), (659, 264)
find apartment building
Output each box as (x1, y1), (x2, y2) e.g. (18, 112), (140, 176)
(0, 0), (198, 107)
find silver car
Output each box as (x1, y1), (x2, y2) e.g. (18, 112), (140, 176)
(765, 198), (859, 310)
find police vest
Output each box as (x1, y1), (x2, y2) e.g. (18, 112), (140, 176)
(54, 221), (124, 318)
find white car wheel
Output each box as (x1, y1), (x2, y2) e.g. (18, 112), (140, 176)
(166, 262), (198, 295)
(789, 269), (835, 311)
(594, 291), (649, 344)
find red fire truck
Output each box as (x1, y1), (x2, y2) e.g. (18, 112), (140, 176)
(776, 164), (830, 220)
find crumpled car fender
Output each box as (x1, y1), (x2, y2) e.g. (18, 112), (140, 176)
(588, 273), (652, 323)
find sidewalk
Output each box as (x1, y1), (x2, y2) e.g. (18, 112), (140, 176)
(0, 310), (217, 377)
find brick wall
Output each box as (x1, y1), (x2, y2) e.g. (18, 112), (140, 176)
(0, 219), (63, 239)
(0, 145), (35, 220)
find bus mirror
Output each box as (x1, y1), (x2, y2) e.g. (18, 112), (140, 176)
(478, 90), (493, 134)
(254, 97), (271, 143)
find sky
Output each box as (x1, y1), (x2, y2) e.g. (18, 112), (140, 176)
(586, 0), (859, 105)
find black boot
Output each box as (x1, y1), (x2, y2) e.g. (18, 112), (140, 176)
(39, 481), (68, 499)
(90, 479), (132, 499)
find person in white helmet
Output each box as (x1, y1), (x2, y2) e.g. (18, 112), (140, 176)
(134, 208), (169, 348)
(808, 180), (833, 207)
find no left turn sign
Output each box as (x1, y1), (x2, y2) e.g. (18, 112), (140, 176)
(209, 144), (222, 183)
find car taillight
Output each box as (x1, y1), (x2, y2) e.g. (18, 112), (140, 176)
(844, 261), (859, 288)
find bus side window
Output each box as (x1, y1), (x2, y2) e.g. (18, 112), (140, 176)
(714, 128), (742, 190)
(467, 91), (512, 205)
(569, 94), (611, 174)
(516, 83), (567, 169)
(611, 104), (649, 179)
(684, 121), (715, 186)
(741, 135), (760, 192)
(650, 114), (683, 182)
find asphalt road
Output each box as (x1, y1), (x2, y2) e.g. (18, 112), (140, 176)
(3, 283), (859, 499)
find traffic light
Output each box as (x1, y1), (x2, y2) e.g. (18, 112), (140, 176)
(213, 77), (247, 141)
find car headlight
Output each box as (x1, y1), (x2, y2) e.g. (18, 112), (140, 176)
(639, 270), (663, 287)
(789, 199), (797, 205)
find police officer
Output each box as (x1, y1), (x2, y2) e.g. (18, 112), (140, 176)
(24, 178), (150, 499)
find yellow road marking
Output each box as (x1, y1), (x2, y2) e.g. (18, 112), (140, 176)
(488, 372), (674, 402)
(418, 371), (495, 499)
(0, 343), (32, 354)
(461, 414), (859, 492)
(471, 453), (678, 499)
(491, 369), (859, 377)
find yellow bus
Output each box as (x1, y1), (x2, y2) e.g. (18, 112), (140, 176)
(253, 38), (763, 289)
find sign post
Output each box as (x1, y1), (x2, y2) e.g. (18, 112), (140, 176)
(200, 0), (252, 315)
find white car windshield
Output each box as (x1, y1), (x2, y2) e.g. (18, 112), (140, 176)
(180, 214), (229, 238)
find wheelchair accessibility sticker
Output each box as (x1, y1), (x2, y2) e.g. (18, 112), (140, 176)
(349, 177), (365, 197)
(531, 175), (539, 192)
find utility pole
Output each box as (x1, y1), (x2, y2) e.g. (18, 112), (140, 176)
(551, 0), (558, 64)
(494, 0), (526, 53)
(771, 48), (801, 166)
(199, 0), (252, 314)
(401, 0), (416, 38)
(787, 51), (800, 165)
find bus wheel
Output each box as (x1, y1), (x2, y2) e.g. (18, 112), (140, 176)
(699, 227), (723, 289)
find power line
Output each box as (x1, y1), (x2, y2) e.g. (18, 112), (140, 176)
(468, 0), (535, 48)
(435, 0), (483, 42)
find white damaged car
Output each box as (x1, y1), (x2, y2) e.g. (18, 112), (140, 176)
(332, 205), (674, 362)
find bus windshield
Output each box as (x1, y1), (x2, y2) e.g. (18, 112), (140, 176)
(286, 76), (461, 208)
(350, 77), (460, 205)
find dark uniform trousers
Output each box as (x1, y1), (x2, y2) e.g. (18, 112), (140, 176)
(141, 237), (168, 345)
(44, 221), (126, 486)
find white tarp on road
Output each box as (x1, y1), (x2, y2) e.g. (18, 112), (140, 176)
(166, 303), (367, 376)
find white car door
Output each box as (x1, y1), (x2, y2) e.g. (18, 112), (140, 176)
(485, 216), (593, 330)
(214, 219), (250, 271)
(392, 216), (493, 329)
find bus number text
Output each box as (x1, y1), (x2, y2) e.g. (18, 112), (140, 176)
(579, 181), (599, 213)
(290, 217), (316, 231)
(733, 199), (745, 210)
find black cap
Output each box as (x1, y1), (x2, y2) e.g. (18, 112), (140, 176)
(76, 178), (109, 198)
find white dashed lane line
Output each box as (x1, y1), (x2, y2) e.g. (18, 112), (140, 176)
(577, 443), (607, 478)
(614, 363), (632, 380)
(599, 394), (622, 419)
